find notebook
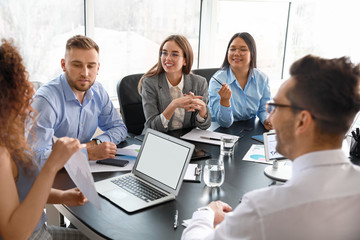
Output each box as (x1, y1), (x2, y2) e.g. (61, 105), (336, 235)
(95, 128), (195, 212)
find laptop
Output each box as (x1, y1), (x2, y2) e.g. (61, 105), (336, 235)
(95, 128), (195, 212)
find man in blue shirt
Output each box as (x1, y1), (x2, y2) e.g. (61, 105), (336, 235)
(29, 35), (127, 167)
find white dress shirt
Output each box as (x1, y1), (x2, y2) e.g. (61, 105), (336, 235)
(182, 149), (360, 240)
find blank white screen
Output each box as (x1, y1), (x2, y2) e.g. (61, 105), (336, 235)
(135, 133), (190, 189)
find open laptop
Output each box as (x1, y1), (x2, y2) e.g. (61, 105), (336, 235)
(95, 128), (195, 212)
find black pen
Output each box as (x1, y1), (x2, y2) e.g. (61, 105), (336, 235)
(200, 136), (221, 141)
(212, 77), (223, 86)
(174, 210), (178, 229)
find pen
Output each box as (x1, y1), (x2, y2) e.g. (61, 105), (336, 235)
(212, 77), (223, 86)
(174, 210), (178, 229)
(200, 136), (221, 141)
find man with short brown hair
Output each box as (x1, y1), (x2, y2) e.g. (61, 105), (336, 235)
(29, 35), (127, 167)
(182, 55), (360, 239)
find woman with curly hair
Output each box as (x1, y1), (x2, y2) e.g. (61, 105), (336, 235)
(0, 39), (89, 239)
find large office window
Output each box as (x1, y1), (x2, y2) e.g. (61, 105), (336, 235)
(2, 0), (360, 100)
(283, 1), (360, 79)
(93, 0), (201, 98)
(0, 0), (84, 84)
(199, 0), (289, 83)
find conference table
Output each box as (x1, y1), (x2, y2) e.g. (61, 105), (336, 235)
(51, 118), (282, 239)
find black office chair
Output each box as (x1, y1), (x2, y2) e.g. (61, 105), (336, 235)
(192, 68), (220, 84)
(117, 73), (146, 136)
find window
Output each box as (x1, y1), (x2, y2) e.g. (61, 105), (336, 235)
(93, 0), (201, 98)
(198, 0), (289, 83)
(283, 1), (360, 79)
(0, 0), (84, 84)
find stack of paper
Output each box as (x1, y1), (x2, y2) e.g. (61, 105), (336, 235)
(89, 144), (140, 173)
(180, 128), (240, 146)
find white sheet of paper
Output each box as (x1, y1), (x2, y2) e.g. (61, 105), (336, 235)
(64, 150), (101, 210)
(180, 128), (239, 146)
(242, 144), (272, 165)
(184, 164), (198, 181)
(116, 144), (141, 157)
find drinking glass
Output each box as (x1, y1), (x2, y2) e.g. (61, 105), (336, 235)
(220, 136), (236, 156)
(203, 159), (225, 187)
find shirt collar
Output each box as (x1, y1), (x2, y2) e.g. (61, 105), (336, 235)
(291, 149), (350, 178)
(60, 73), (93, 105)
(166, 74), (184, 91)
(227, 67), (254, 85)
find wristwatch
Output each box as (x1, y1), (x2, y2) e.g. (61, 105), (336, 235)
(94, 139), (102, 145)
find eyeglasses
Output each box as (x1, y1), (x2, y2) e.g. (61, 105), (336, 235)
(228, 48), (248, 55)
(266, 100), (306, 114)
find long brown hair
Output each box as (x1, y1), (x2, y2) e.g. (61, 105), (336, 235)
(0, 39), (36, 167)
(137, 35), (194, 94)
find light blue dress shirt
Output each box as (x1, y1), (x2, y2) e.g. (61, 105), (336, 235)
(29, 73), (127, 167)
(208, 67), (271, 128)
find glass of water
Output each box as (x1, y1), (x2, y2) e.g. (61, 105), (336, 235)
(203, 159), (225, 187)
(220, 136), (236, 156)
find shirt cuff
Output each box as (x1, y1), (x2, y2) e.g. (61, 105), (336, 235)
(219, 105), (232, 120)
(192, 206), (215, 222)
(196, 113), (206, 123)
(258, 112), (268, 124)
(160, 113), (169, 129)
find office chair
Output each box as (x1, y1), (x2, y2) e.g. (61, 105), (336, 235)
(192, 68), (220, 84)
(117, 73), (146, 136)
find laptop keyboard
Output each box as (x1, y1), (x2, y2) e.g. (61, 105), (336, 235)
(111, 175), (167, 202)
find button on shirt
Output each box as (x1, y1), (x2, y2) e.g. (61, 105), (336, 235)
(182, 149), (360, 240)
(28, 73), (127, 167)
(208, 68), (271, 128)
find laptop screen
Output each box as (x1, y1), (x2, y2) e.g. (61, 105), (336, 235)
(135, 132), (191, 190)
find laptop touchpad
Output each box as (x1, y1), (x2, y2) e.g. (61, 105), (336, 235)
(104, 188), (128, 200)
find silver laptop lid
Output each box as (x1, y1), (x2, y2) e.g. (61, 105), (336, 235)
(132, 128), (195, 196)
